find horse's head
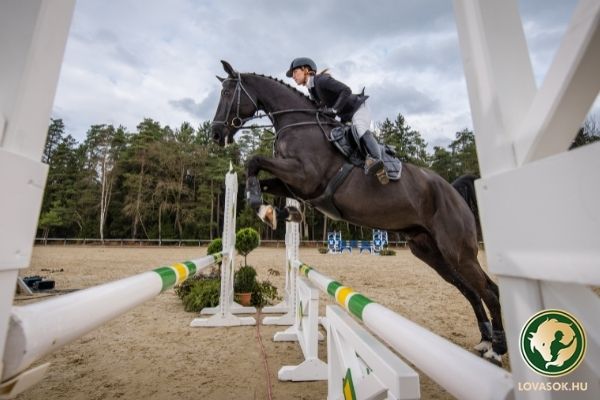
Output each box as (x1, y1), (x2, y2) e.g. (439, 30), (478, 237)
(211, 60), (259, 146)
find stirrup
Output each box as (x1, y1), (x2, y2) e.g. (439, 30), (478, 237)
(376, 168), (389, 185)
(365, 159), (389, 185)
(364, 158), (382, 175)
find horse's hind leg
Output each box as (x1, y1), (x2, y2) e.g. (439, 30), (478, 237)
(407, 232), (493, 352)
(432, 227), (507, 364)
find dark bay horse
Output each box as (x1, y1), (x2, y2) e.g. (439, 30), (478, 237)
(211, 60), (506, 364)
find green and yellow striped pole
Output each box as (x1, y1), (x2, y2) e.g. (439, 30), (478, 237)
(294, 261), (513, 400)
(3, 253), (223, 382)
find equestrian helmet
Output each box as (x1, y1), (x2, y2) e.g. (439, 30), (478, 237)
(286, 57), (317, 77)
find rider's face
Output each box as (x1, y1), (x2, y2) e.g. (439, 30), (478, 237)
(292, 67), (308, 86)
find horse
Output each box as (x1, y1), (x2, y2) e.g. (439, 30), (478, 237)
(210, 60), (506, 364)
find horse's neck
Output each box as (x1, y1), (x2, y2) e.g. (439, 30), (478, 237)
(247, 76), (315, 128)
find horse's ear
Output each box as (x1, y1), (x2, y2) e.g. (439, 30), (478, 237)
(216, 75), (226, 82)
(221, 60), (237, 77)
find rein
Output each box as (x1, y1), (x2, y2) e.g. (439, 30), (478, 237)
(211, 74), (341, 140)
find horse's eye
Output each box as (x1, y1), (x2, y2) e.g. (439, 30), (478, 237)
(222, 89), (230, 96)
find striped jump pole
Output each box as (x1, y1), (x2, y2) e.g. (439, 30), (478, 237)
(294, 261), (515, 400)
(2, 253), (222, 385)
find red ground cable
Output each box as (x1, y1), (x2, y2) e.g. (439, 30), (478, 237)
(255, 309), (273, 400)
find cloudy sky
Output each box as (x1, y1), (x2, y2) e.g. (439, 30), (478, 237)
(52, 0), (590, 149)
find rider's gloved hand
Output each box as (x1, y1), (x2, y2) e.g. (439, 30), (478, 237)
(319, 106), (337, 117)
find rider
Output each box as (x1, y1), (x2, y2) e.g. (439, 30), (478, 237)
(286, 57), (389, 185)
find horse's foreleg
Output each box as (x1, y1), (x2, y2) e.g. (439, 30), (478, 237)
(246, 156), (305, 229)
(258, 178), (303, 224)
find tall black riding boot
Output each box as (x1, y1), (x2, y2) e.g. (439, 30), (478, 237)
(360, 131), (389, 185)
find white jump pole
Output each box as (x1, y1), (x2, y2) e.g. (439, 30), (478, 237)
(2, 253), (222, 387)
(294, 261), (515, 400)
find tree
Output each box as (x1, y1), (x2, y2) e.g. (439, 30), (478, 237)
(429, 146), (457, 182)
(83, 124), (127, 241)
(39, 121), (84, 237)
(449, 129), (479, 177)
(38, 201), (64, 240)
(377, 114), (428, 167)
(43, 118), (65, 164)
(570, 113), (600, 149)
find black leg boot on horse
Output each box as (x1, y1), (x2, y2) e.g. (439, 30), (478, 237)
(360, 131), (389, 185)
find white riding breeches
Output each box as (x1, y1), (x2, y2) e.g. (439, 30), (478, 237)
(351, 102), (373, 138)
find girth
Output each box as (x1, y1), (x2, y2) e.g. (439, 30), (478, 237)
(306, 163), (354, 220)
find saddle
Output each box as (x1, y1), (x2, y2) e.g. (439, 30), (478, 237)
(306, 126), (402, 221)
(329, 125), (402, 181)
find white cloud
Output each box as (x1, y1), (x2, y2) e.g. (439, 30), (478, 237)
(52, 0), (580, 146)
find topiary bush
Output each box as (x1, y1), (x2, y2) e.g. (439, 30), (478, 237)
(207, 238), (223, 256)
(235, 227), (260, 267)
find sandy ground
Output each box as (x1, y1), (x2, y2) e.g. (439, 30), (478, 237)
(13, 245), (505, 400)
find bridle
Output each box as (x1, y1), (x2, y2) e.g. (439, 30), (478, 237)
(211, 73), (341, 138)
(211, 73), (260, 129)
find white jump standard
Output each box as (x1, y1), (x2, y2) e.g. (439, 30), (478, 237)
(191, 169), (256, 327)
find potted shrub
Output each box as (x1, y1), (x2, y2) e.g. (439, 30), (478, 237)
(233, 228), (260, 306)
(234, 265), (257, 306)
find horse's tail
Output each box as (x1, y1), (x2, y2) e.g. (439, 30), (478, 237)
(451, 174), (482, 240)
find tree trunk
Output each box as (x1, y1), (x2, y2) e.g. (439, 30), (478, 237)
(99, 148), (115, 244)
(99, 152), (108, 243)
(175, 164), (185, 239)
(216, 190), (221, 238)
(158, 204), (162, 245)
(209, 180), (214, 240)
(132, 158), (145, 239)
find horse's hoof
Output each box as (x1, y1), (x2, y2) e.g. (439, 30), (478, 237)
(473, 340), (492, 354)
(483, 349), (503, 366)
(492, 330), (508, 355)
(286, 206), (303, 223)
(257, 205), (277, 230)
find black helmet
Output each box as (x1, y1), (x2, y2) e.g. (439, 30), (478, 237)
(286, 57), (317, 77)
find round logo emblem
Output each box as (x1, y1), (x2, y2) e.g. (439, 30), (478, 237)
(520, 309), (586, 377)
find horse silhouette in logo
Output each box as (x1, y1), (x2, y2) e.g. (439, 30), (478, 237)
(529, 318), (577, 369)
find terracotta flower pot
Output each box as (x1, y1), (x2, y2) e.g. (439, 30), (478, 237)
(236, 292), (252, 306)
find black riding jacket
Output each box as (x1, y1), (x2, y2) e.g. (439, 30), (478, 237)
(308, 74), (368, 123)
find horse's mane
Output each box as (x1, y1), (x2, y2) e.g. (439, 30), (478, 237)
(245, 73), (318, 106)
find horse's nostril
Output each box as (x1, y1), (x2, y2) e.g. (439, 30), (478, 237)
(212, 133), (220, 140)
